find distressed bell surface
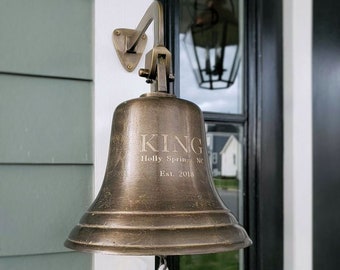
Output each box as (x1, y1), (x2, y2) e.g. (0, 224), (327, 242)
(64, 92), (252, 255)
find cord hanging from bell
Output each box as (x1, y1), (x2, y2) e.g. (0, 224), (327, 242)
(158, 256), (169, 270)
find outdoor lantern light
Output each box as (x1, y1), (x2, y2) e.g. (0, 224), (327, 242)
(184, 0), (240, 90)
(65, 1), (251, 268)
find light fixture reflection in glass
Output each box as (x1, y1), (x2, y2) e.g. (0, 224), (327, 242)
(184, 0), (240, 90)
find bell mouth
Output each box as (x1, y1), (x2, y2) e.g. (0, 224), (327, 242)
(64, 209), (252, 256)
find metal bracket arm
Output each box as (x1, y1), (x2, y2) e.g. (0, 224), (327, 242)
(112, 0), (174, 94)
(127, 0), (164, 50)
(112, 0), (165, 72)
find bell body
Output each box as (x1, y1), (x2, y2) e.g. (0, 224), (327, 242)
(65, 92), (251, 255)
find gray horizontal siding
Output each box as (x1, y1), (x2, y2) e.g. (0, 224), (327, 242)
(0, 0), (93, 79)
(0, 252), (92, 270)
(0, 74), (93, 164)
(0, 165), (93, 256)
(0, 0), (94, 268)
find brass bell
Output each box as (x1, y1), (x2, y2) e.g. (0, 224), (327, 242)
(64, 92), (251, 255)
(65, 0), (251, 256)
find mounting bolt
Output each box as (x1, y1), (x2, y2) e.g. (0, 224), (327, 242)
(139, 68), (150, 78)
(127, 64), (133, 70)
(142, 34), (147, 40)
(114, 30), (121, 36)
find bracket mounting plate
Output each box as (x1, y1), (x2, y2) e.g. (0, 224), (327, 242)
(112, 28), (148, 72)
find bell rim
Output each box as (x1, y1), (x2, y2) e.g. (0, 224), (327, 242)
(64, 237), (252, 256)
(65, 222), (252, 256)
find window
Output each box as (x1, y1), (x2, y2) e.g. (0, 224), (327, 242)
(178, 1), (246, 269)
(159, 0), (283, 269)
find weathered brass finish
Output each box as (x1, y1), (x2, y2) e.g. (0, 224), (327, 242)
(64, 92), (252, 255)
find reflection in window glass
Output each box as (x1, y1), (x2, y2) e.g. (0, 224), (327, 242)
(180, 123), (244, 270)
(179, 0), (243, 114)
(205, 123), (243, 223)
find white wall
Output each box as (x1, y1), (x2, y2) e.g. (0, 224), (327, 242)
(94, 0), (154, 269)
(283, 0), (313, 269)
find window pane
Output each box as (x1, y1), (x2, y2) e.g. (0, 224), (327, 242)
(180, 123), (245, 270)
(179, 0), (243, 114)
(206, 123), (243, 223)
